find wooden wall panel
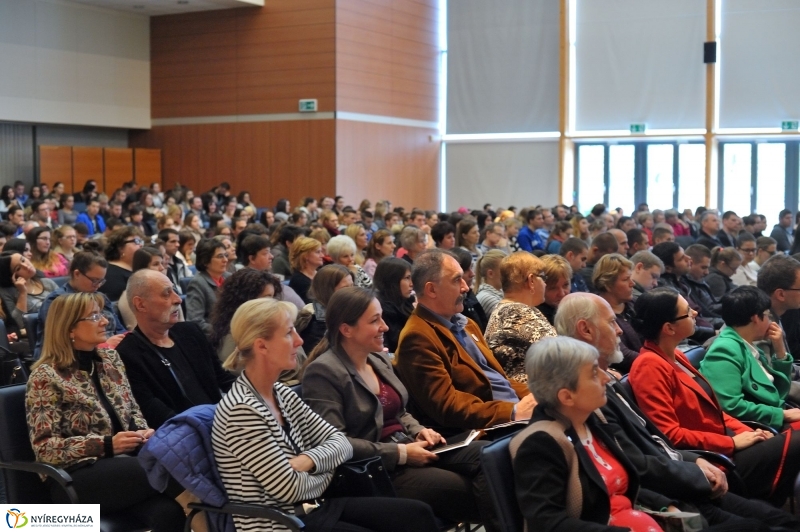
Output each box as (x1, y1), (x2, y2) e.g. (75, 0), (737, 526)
(336, 0), (440, 122)
(130, 121), (335, 208)
(72, 147), (104, 194)
(336, 121), (439, 210)
(104, 148), (133, 194)
(39, 146), (73, 193)
(134, 149), (162, 186)
(150, 0), (336, 119)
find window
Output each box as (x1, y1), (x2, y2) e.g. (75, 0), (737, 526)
(577, 145), (605, 213)
(646, 144), (674, 210)
(608, 145), (635, 212)
(678, 144), (706, 212)
(756, 143), (786, 225)
(722, 143), (752, 216)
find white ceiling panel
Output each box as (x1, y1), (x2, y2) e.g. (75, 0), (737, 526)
(63, 0), (263, 16)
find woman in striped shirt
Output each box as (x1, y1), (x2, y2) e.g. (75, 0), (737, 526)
(212, 298), (438, 532)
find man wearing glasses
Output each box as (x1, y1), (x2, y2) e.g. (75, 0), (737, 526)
(477, 223), (505, 255)
(34, 251), (126, 358)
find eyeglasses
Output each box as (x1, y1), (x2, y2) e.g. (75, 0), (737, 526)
(124, 238), (144, 246)
(535, 272), (548, 282)
(79, 271), (106, 287)
(77, 313), (104, 323)
(213, 253), (229, 260)
(670, 313), (693, 322)
(783, 287), (800, 292)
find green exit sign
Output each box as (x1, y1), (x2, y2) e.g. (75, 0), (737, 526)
(782, 120), (799, 131)
(299, 99), (318, 112)
(630, 123), (646, 134)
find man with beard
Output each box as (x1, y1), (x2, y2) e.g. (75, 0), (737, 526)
(555, 292), (800, 530)
(394, 249), (535, 436)
(116, 269), (235, 428)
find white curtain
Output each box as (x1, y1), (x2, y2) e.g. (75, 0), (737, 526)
(719, 0), (800, 129)
(447, 0), (560, 134)
(575, 0), (706, 131)
(445, 142), (560, 211)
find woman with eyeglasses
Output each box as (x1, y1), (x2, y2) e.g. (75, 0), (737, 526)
(731, 233), (758, 287)
(27, 226), (70, 278)
(100, 227), (144, 302)
(484, 252), (556, 383)
(186, 239), (230, 337)
(706, 247), (742, 300)
(52, 225), (78, 263)
(629, 286), (800, 505)
(25, 292), (186, 531)
(0, 252), (58, 335)
(593, 253), (640, 374)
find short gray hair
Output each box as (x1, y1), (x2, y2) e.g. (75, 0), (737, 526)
(126, 268), (159, 311)
(630, 250), (664, 272)
(554, 292), (603, 338)
(525, 337), (599, 409)
(411, 249), (451, 294)
(399, 226), (423, 250)
(326, 235), (356, 261)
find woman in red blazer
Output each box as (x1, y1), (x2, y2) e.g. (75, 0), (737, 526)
(628, 286), (800, 504)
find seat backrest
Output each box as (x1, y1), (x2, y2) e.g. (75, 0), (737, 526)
(480, 435), (523, 532)
(51, 276), (69, 288)
(0, 384), (51, 503)
(675, 235), (696, 249)
(0, 319), (10, 352)
(23, 314), (39, 348)
(179, 277), (192, 294)
(683, 346), (707, 369)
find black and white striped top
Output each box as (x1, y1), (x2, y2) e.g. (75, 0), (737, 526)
(212, 372), (353, 532)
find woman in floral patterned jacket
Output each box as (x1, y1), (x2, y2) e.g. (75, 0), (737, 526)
(25, 292), (185, 531)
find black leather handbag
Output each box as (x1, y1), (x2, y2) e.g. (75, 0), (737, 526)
(324, 457), (396, 499)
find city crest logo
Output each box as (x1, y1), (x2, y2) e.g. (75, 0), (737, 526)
(5, 509), (27, 529)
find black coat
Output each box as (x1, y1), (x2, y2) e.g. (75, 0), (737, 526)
(513, 407), (673, 532)
(116, 322), (235, 428)
(462, 289), (488, 333)
(378, 297), (414, 353)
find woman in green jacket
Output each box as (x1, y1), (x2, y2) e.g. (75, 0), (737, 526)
(700, 286), (800, 430)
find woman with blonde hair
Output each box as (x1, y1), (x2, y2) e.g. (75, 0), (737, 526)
(308, 227), (331, 255)
(27, 226), (70, 278)
(569, 214), (590, 244)
(26, 292), (185, 530)
(52, 225), (78, 263)
(484, 252), (557, 382)
(593, 253), (639, 372)
(344, 223), (369, 266)
(363, 229), (395, 278)
(535, 254), (572, 326)
(707, 247), (742, 299)
(474, 250), (505, 317)
(289, 236), (324, 304)
(327, 235), (372, 289)
(214, 297), (437, 532)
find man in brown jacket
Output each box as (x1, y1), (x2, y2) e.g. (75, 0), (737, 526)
(394, 249), (535, 436)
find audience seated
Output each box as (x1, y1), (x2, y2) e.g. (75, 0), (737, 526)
(484, 252), (556, 382)
(0, 252), (57, 334)
(751, 236), (777, 275)
(398, 225), (428, 264)
(213, 297), (439, 532)
(27, 226), (69, 278)
(593, 253), (640, 373)
(682, 244), (724, 327)
(117, 246), (180, 330)
(629, 287), (800, 504)
(288, 236), (324, 304)
(577, 232), (618, 292)
(327, 235), (372, 289)
(451, 248), (489, 332)
(25, 292), (186, 530)
(373, 258), (415, 353)
(731, 233), (758, 287)
(628, 250), (663, 300)
(186, 238), (231, 336)
(757, 254), (800, 367)
(534, 254), (572, 325)
(706, 247), (742, 299)
(770, 209), (794, 253)
(696, 211), (723, 249)
(303, 287), (499, 530)
(296, 264), (353, 356)
(99, 227), (144, 302)
(474, 250), (505, 318)
(116, 269), (235, 429)
(363, 228), (395, 278)
(394, 249), (533, 436)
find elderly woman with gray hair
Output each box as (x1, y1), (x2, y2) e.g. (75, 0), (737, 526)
(511, 336), (674, 532)
(327, 235), (373, 288)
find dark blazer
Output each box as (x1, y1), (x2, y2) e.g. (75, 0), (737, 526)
(377, 297), (414, 354)
(613, 303), (641, 374)
(629, 341), (751, 455)
(513, 408), (672, 532)
(696, 230), (723, 250)
(303, 349), (424, 470)
(770, 224), (793, 252)
(601, 378), (711, 501)
(185, 270), (230, 336)
(116, 322), (235, 428)
(717, 230), (737, 248)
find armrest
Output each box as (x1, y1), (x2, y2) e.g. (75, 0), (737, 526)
(0, 460), (79, 503)
(687, 450), (735, 471)
(187, 502), (305, 531)
(741, 420), (779, 436)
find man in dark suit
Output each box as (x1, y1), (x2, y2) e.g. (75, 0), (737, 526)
(555, 292), (800, 529)
(770, 209), (795, 253)
(717, 211), (742, 248)
(116, 269), (235, 428)
(695, 211), (723, 250)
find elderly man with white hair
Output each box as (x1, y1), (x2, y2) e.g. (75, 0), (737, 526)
(552, 292), (800, 529)
(116, 269), (235, 429)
